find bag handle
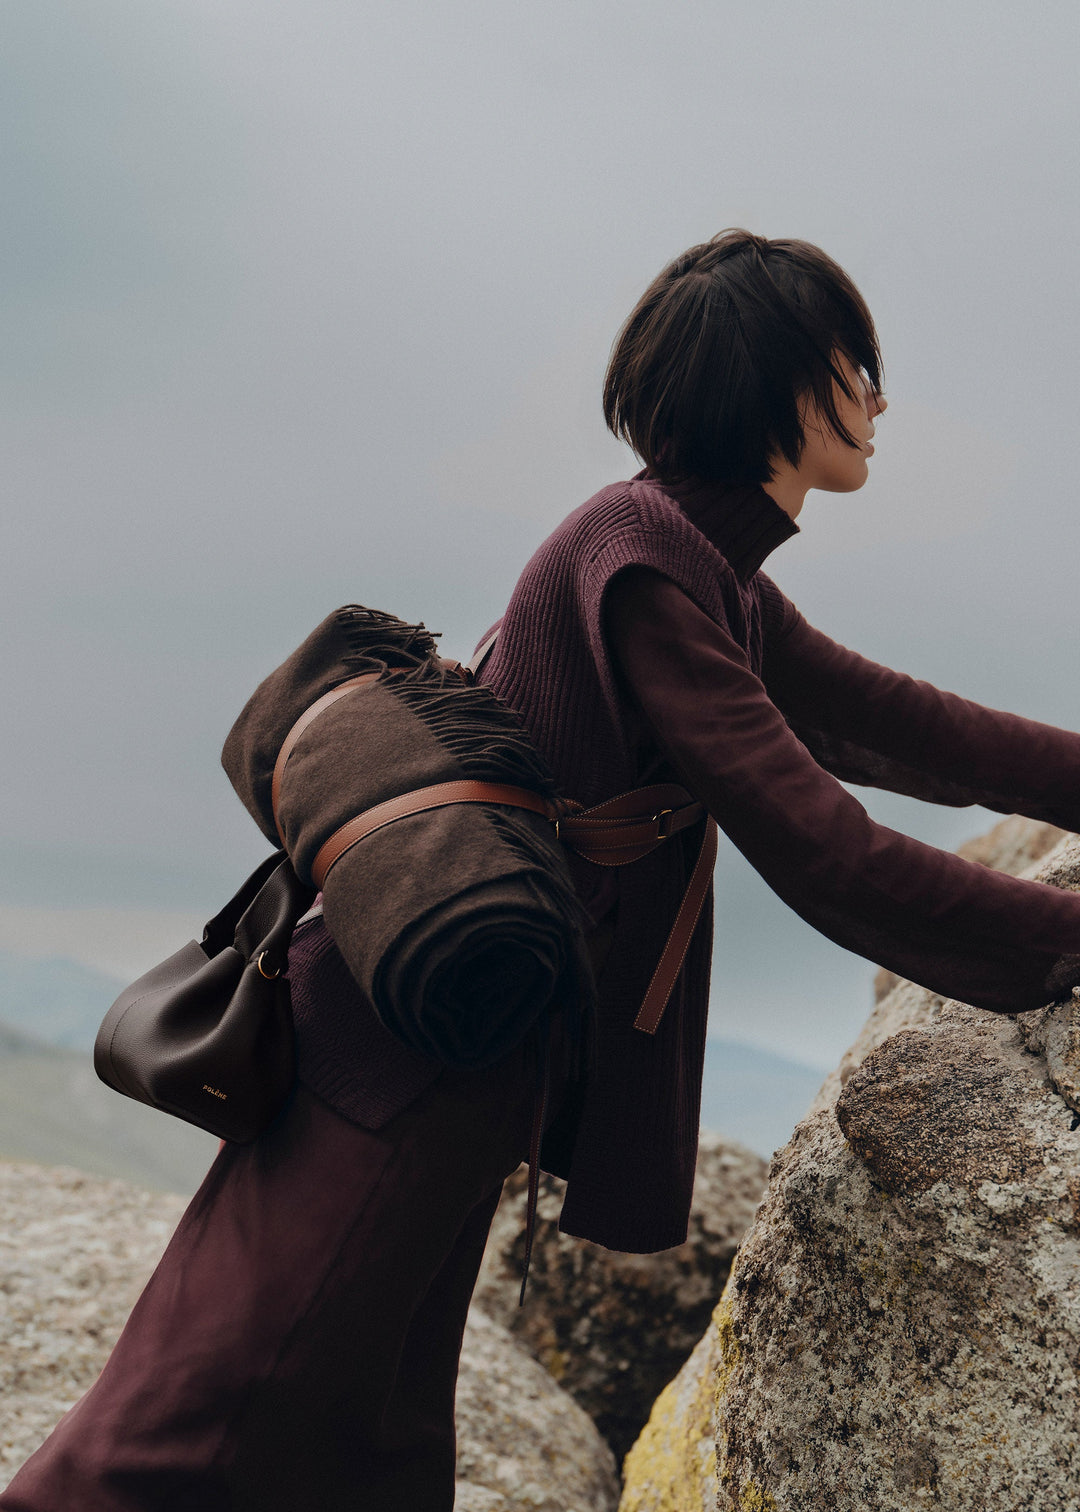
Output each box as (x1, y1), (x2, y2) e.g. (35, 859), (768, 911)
(201, 849), (291, 955)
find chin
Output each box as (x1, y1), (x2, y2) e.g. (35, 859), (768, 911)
(836, 463), (870, 492)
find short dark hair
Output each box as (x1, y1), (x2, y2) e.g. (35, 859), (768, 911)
(603, 229), (883, 484)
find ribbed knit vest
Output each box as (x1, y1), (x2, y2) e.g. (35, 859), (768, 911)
(483, 473), (795, 1251)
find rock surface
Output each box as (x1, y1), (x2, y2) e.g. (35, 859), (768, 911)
(0, 1161), (618, 1509)
(472, 1130), (768, 1463)
(623, 831), (1080, 1511)
(618, 1304), (723, 1512)
(455, 1310), (619, 1512)
(955, 813), (1069, 876)
(0, 1161), (187, 1477)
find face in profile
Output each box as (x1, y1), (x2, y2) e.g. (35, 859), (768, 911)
(796, 353), (887, 495)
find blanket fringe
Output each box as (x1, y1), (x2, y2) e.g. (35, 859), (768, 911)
(334, 602), (594, 1081)
(335, 605), (559, 799)
(388, 678), (561, 798)
(335, 605), (439, 670)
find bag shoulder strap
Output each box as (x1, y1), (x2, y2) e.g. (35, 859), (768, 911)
(468, 627), (501, 678)
(271, 673), (381, 845)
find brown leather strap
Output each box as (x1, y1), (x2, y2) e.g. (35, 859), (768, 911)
(468, 628), (501, 678)
(308, 777), (713, 1033)
(555, 783), (705, 866)
(633, 815), (718, 1034)
(272, 661), (470, 846)
(311, 780), (559, 890)
(272, 674), (381, 845)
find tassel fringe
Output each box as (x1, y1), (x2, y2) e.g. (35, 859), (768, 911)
(334, 604), (559, 798)
(334, 602), (594, 1079)
(335, 605), (440, 671)
(388, 679), (561, 798)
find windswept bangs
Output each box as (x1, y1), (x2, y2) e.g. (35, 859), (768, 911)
(603, 230), (883, 485)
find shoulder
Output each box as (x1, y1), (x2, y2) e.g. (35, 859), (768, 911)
(528, 477), (731, 594)
(496, 478), (744, 683)
(754, 570), (803, 643)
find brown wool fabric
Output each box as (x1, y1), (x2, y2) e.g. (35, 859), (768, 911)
(221, 609), (592, 1072)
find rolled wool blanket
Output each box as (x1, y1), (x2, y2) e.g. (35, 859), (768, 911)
(222, 606), (593, 1066)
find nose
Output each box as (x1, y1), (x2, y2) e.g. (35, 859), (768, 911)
(868, 390), (887, 420)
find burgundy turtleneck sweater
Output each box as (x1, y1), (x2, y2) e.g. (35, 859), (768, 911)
(289, 474), (1080, 1253)
(605, 478), (1080, 1014)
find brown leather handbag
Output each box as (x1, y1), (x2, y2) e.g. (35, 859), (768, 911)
(93, 852), (315, 1142)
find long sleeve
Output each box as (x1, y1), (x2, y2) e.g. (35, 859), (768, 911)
(758, 577), (1080, 824)
(604, 567), (1080, 1015)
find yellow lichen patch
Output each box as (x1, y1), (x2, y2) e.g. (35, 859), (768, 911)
(738, 1479), (777, 1512)
(712, 1281), (742, 1409)
(619, 1318), (723, 1512)
(714, 1275), (747, 1508)
(538, 1346), (569, 1382)
(620, 1379), (682, 1512)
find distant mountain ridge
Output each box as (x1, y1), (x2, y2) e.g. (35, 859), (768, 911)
(0, 949), (125, 1052)
(699, 1038), (824, 1158)
(0, 953), (217, 1191)
(0, 951), (822, 1179)
(0, 1016), (57, 1055)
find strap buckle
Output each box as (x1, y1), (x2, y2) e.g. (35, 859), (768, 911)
(653, 808), (674, 840)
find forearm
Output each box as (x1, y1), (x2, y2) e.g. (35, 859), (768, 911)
(761, 597), (1080, 828)
(607, 570), (1080, 1014)
(684, 732), (1080, 1013)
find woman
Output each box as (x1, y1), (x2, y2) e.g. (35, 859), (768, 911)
(6, 229), (1080, 1510)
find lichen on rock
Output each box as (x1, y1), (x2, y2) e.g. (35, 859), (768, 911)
(713, 1025), (1080, 1510)
(618, 1300), (723, 1512)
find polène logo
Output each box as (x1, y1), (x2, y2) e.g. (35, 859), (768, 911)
(202, 1085), (228, 1100)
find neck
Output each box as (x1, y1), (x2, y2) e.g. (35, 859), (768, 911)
(760, 464), (807, 522)
(647, 474), (798, 581)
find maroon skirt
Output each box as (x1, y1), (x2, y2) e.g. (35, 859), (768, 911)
(0, 1048), (536, 1512)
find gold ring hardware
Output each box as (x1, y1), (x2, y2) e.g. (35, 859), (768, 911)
(256, 951), (282, 980)
(653, 809), (674, 839)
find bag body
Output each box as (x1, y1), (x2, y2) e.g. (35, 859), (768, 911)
(93, 851), (315, 1141)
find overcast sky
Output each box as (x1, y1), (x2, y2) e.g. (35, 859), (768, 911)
(2, 0), (1079, 1067)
